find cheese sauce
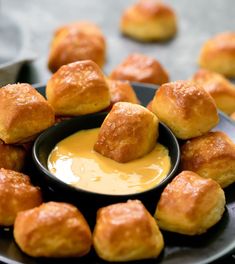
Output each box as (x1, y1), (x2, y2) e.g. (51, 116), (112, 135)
(48, 128), (171, 195)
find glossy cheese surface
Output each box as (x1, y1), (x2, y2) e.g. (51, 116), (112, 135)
(48, 128), (170, 195)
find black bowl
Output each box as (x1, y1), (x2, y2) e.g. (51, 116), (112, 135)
(33, 112), (180, 223)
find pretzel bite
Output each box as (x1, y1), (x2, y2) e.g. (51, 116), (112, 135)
(192, 69), (235, 114)
(48, 21), (106, 72)
(120, 0), (177, 41)
(107, 79), (140, 107)
(0, 83), (55, 144)
(46, 60), (110, 116)
(198, 32), (235, 78)
(155, 171), (225, 235)
(0, 141), (26, 171)
(14, 202), (92, 257)
(93, 200), (164, 262)
(94, 102), (158, 163)
(151, 80), (219, 139)
(110, 53), (169, 85)
(181, 131), (235, 188)
(0, 168), (42, 226)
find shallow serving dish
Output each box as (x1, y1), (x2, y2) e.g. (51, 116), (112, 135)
(33, 111), (180, 216)
(0, 83), (235, 264)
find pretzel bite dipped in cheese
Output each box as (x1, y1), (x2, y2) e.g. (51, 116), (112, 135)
(94, 102), (158, 163)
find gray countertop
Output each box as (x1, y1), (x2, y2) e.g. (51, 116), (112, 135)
(1, 1), (235, 263)
(1, 0), (235, 85)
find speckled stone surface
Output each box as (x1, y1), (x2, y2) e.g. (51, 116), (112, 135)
(1, 0), (235, 84)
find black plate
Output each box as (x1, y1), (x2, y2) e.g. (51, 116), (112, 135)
(0, 83), (235, 264)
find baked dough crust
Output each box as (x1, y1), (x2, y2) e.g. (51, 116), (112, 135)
(0, 168), (42, 226)
(93, 200), (164, 261)
(48, 21), (106, 72)
(192, 69), (235, 114)
(155, 171), (225, 235)
(181, 131), (235, 188)
(152, 80), (219, 139)
(46, 60), (110, 116)
(198, 32), (235, 78)
(14, 202), (92, 257)
(120, 0), (177, 41)
(0, 83), (55, 144)
(107, 79), (140, 107)
(110, 53), (169, 85)
(94, 102), (158, 163)
(0, 141), (26, 171)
